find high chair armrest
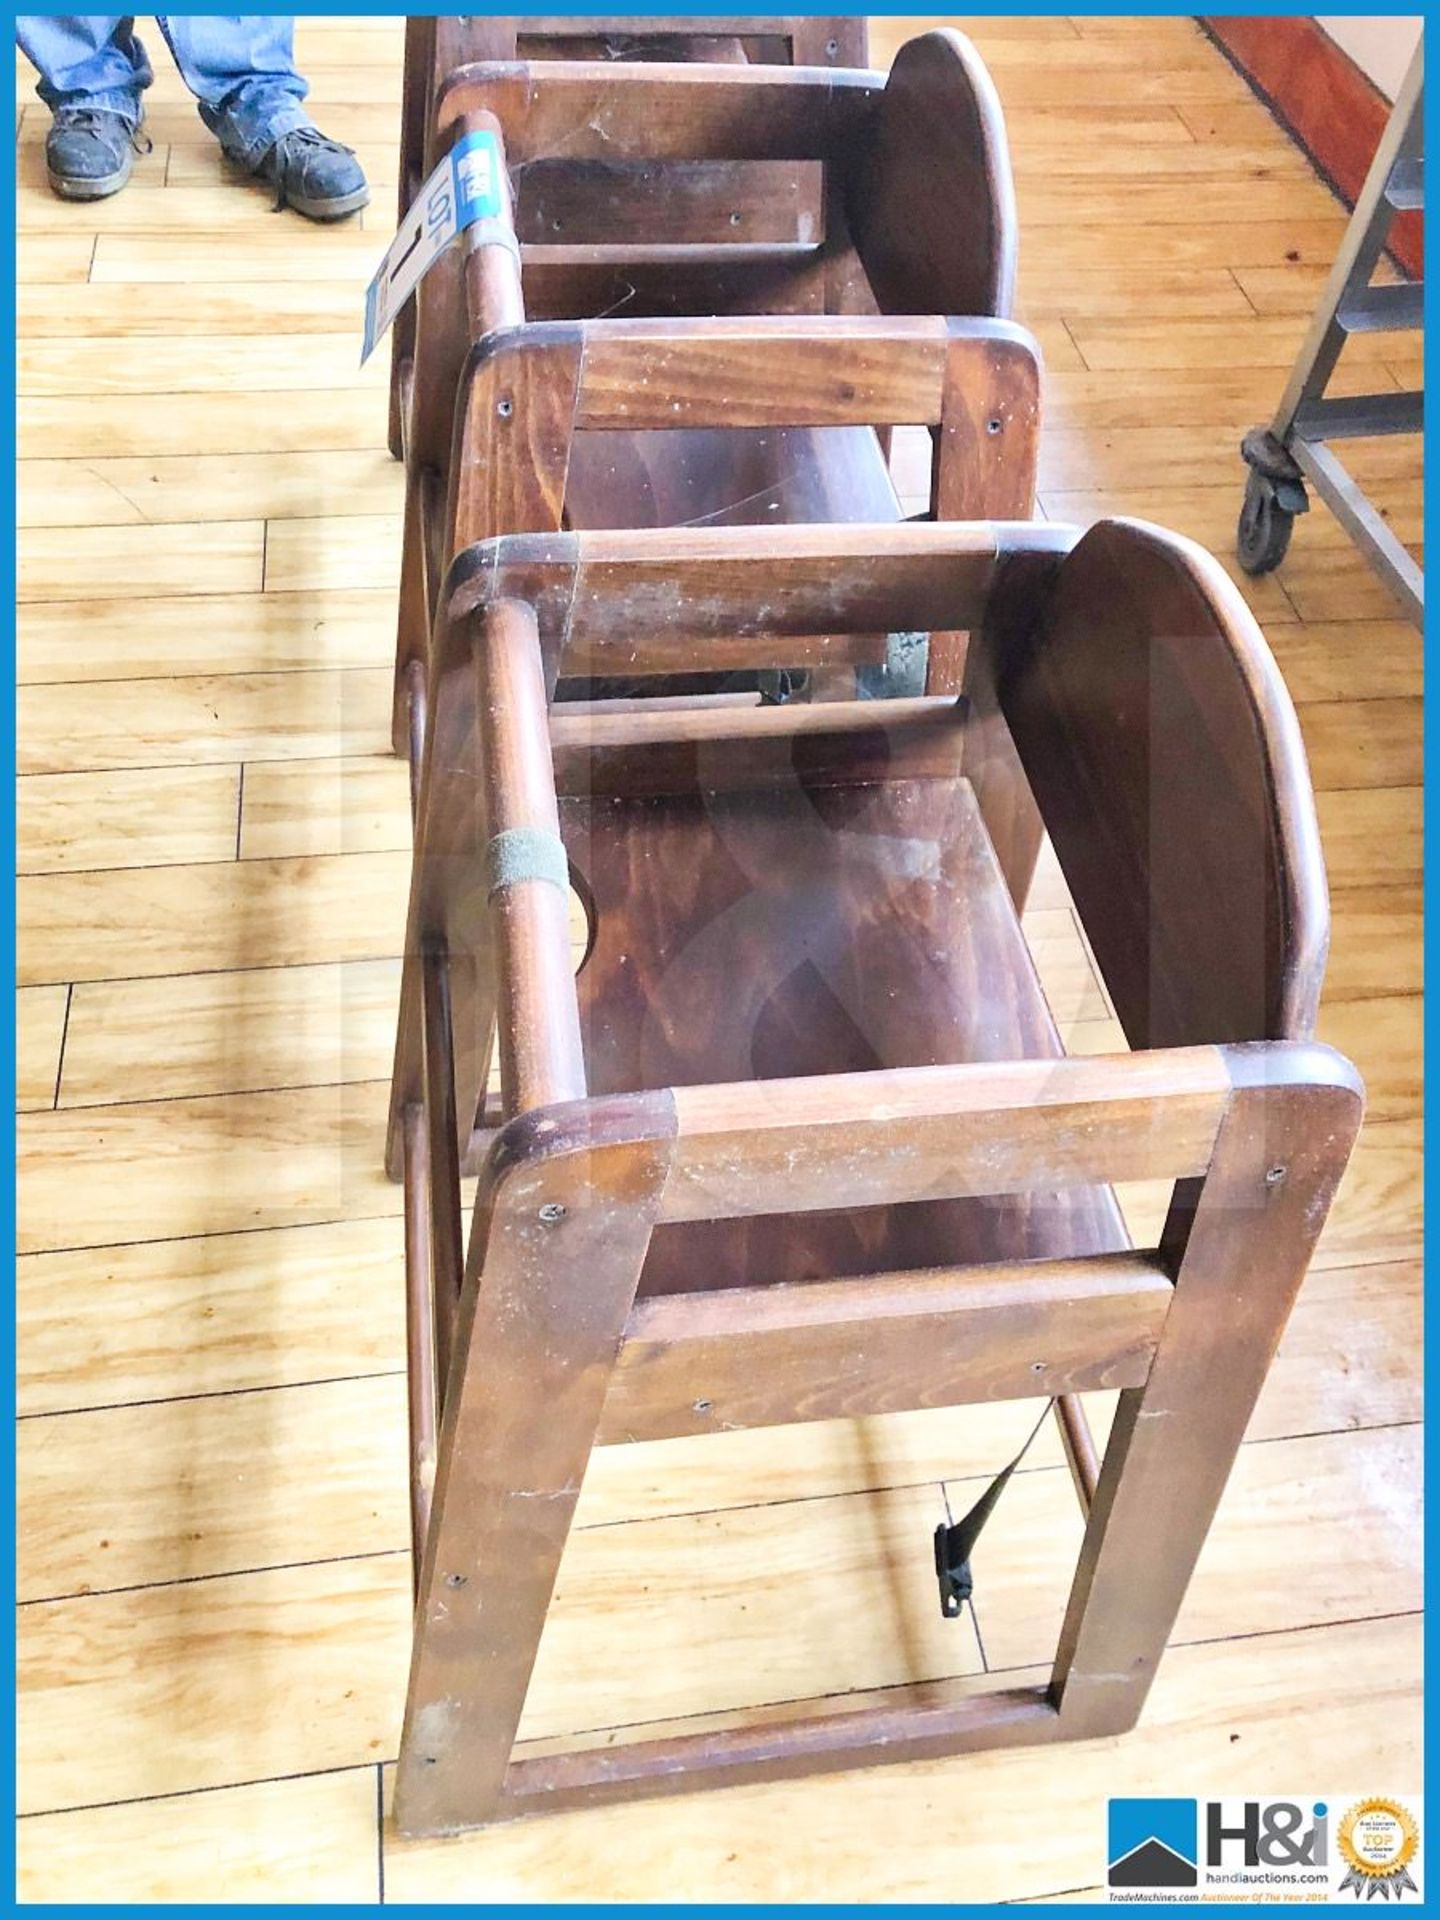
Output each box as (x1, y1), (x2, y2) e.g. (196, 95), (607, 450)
(475, 1040), (1362, 1231)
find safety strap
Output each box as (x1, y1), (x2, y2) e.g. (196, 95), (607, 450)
(934, 1399), (1056, 1620)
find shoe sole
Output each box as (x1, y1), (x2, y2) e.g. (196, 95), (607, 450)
(283, 183), (371, 222)
(48, 156), (132, 200)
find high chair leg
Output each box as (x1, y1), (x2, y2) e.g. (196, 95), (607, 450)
(394, 1098), (678, 1837)
(1052, 1055), (1363, 1739)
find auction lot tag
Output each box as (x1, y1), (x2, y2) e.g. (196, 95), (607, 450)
(362, 128), (504, 362)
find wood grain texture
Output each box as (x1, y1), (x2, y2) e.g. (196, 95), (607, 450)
(18, 1554), (412, 1813)
(21, 388), (390, 458)
(239, 755), (411, 860)
(18, 283), (379, 339)
(18, 520), (264, 603)
(18, 449), (401, 527)
(19, 1373), (409, 1602)
(264, 514), (402, 593)
(18, 849), (410, 985)
(20, 668), (391, 773)
(18, 1768), (382, 1906)
(17, 1216), (407, 1416)
(18, 1081), (398, 1253)
(1313, 1117), (1422, 1270)
(60, 959), (402, 1106)
(18, 589), (396, 684)
(17, 984), (68, 1112)
(18, 332), (388, 393)
(18, 765), (240, 872)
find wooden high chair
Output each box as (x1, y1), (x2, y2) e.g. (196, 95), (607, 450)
(387, 516), (1361, 1836)
(392, 35), (1026, 758)
(390, 15), (871, 457)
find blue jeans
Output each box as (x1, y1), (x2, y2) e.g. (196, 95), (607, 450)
(17, 16), (310, 165)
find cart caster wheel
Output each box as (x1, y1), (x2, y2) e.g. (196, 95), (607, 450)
(1237, 470), (1294, 575)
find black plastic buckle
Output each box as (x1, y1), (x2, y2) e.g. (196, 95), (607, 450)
(933, 1523), (974, 1620)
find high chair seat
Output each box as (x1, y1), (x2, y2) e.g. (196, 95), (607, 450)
(554, 698), (1127, 1294)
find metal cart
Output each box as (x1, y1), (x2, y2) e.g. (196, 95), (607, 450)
(1237, 41), (1423, 625)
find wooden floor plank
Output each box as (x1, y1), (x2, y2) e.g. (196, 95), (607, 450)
(17, 1216), (406, 1417)
(18, 449), (401, 528)
(1064, 314), (1422, 377)
(19, 1373), (410, 1602)
(20, 389), (391, 459)
(263, 514), (402, 593)
(18, 848), (410, 986)
(18, 765), (241, 873)
(17, 1768), (382, 1906)
(60, 958), (402, 1106)
(19, 282), (376, 339)
(18, 1554), (412, 1814)
(1043, 358), (1397, 432)
(239, 755), (409, 860)
(18, 520), (264, 603)
(1017, 266), (1257, 323)
(18, 332), (387, 395)
(1278, 542), (1425, 624)
(1266, 620), (1422, 703)
(90, 227), (381, 284)
(14, 232), (96, 283)
(1317, 996), (1422, 1123)
(1327, 886), (1424, 1001)
(1252, 1259), (1421, 1441)
(18, 1080), (398, 1254)
(965, 1424), (1420, 1677)
(1313, 787), (1422, 891)
(19, 588), (395, 683)
(1299, 697), (1423, 793)
(1313, 1117), (1422, 1272)
(17, 984), (69, 1112)
(19, 668), (391, 773)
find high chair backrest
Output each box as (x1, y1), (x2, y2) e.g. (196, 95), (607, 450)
(401, 15), (868, 212)
(391, 18), (868, 456)
(435, 34), (1015, 319)
(988, 518), (1331, 1046)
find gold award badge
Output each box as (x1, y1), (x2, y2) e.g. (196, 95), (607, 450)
(1337, 1798), (1419, 1901)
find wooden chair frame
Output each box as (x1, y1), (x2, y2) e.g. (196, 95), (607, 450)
(387, 517), (1358, 1836)
(390, 15), (871, 456)
(393, 44), (1030, 755)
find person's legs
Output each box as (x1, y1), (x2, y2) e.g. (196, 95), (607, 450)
(17, 15), (150, 123)
(156, 15), (368, 220)
(154, 14), (308, 164)
(16, 17), (152, 199)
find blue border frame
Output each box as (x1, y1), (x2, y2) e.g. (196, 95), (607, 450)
(4, 4), (1430, 1912)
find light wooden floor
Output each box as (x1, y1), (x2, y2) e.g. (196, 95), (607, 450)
(15, 14), (1422, 1904)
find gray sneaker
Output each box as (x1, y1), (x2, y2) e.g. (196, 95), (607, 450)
(253, 123), (370, 221)
(45, 106), (145, 201)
